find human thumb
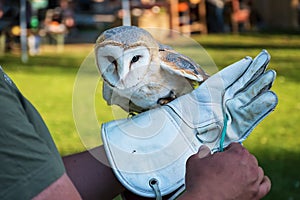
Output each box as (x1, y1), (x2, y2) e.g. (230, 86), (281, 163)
(197, 145), (211, 158)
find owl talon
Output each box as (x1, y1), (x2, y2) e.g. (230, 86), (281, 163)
(158, 99), (170, 105)
(169, 90), (176, 99)
(158, 91), (177, 105)
(128, 112), (136, 118)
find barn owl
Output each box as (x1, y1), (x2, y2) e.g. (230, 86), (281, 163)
(95, 26), (209, 113)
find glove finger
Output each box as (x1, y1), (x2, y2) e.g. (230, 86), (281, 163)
(206, 56), (253, 91)
(243, 49), (271, 83)
(226, 50), (270, 98)
(227, 90), (278, 143)
(192, 54), (255, 102)
(230, 70), (276, 106)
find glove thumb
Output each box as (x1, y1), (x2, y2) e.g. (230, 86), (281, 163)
(197, 145), (211, 158)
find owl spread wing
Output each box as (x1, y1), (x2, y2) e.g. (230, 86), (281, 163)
(158, 47), (209, 82)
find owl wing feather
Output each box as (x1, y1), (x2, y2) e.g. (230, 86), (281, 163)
(158, 48), (209, 82)
(103, 82), (145, 113)
(102, 82), (113, 105)
(158, 43), (174, 51)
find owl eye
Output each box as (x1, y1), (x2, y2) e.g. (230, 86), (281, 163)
(131, 55), (142, 64)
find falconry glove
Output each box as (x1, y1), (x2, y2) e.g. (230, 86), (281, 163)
(101, 50), (278, 198)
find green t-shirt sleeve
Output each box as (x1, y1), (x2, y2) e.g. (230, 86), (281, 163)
(0, 68), (66, 200)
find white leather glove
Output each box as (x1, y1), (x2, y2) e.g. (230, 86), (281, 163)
(167, 49), (277, 152)
(101, 50), (278, 198)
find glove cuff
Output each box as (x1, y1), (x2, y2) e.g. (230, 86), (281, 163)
(101, 108), (196, 197)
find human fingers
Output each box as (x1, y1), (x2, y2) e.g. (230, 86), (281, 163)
(257, 167), (265, 184)
(225, 143), (259, 168)
(225, 143), (249, 155)
(257, 175), (271, 199)
(224, 142), (242, 150)
(197, 145), (211, 159)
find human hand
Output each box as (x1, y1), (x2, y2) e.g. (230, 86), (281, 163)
(180, 143), (271, 200)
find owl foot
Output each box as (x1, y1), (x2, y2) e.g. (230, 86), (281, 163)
(158, 90), (177, 105)
(128, 112), (137, 118)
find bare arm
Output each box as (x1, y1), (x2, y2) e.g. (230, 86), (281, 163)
(33, 173), (82, 200)
(62, 145), (125, 200)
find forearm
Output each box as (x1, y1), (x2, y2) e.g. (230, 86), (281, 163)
(33, 173), (82, 200)
(177, 191), (207, 200)
(62, 145), (125, 200)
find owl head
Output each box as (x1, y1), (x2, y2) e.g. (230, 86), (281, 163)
(95, 26), (160, 90)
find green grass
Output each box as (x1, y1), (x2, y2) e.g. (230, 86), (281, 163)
(0, 33), (299, 199)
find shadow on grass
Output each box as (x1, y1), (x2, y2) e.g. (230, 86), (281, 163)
(253, 148), (300, 200)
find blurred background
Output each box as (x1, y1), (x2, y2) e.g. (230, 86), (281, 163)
(1, 0), (300, 51)
(0, 0), (300, 199)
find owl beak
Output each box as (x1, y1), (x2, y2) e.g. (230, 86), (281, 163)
(117, 57), (130, 83)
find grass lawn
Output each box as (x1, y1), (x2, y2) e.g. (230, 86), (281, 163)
(0, 33), (299, 199)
